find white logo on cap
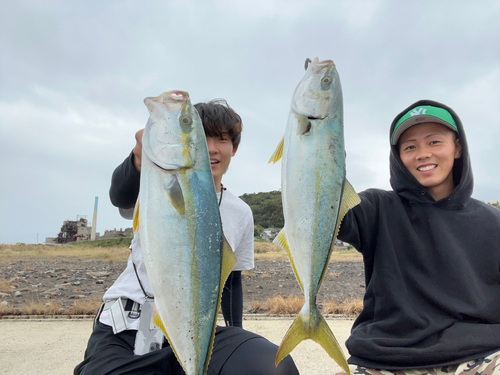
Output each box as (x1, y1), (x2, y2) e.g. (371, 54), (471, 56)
(410, 108), (426, 116)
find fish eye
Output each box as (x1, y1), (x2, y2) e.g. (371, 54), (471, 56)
(321, 76), (332, 85)
(180, 116), (192, 126)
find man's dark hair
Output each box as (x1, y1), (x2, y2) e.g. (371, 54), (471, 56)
(194, 99), (242, 149)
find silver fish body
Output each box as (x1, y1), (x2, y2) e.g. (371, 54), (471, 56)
(135, 91), (236, 375)
(270, 58), (360, 374)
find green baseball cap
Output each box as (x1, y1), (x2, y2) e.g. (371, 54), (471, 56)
(391, 105), (458, 145)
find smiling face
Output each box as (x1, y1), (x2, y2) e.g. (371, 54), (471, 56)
(399, 122), (462, 201)
(206, 132), (237, 192)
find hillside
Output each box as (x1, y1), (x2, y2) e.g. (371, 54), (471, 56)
(239, 191), (284, 235)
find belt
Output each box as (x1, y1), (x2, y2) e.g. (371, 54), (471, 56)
(103, 298), (141, 318)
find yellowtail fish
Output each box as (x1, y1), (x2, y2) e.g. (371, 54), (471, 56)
(133, 90), (236, 375)
(269, 58), (360, 374)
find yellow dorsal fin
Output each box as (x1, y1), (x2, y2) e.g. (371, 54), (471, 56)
(274, 229), (303, 291)
(133, 198), (140, 233)
(332, 179), (361, 247)
(268, 136), (284, 164)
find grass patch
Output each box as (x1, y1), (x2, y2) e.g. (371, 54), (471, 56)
(0, 299), (102, 316)
(0, 279), (13, 293)
(266, 295), (305, 315)
(72, 237), (133, 248)
(323, 299), (363, 316)
(245, 296), (363, 317)
(66, 299), (102, 315)
(0, 244), (130, 264)
(329, 249), (363, 263)
(241, 270), (255, 278)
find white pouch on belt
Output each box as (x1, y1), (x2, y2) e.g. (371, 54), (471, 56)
(134, 299), (165, 355)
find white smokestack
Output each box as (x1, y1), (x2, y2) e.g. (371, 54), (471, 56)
(91, 196), (98, 240)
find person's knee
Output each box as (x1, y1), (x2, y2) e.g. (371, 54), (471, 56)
(275, 354), (299, 375)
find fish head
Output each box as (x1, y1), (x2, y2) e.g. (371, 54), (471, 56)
(143, 91), (202, 171)
(292, 57), (342, 121)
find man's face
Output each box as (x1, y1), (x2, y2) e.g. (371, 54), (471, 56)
(206, 132), (237, 188)
(399, 122), (462, 201)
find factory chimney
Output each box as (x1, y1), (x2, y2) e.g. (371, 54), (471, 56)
(91, 196), (98, 240)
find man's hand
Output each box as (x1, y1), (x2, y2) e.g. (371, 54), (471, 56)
(132, 129), (144, 172)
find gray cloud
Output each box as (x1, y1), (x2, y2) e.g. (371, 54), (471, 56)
(1, 0), (499, 244)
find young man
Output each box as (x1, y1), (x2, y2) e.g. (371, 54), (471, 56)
(336, 99), (500, 375)
(74, 100), (298, 375)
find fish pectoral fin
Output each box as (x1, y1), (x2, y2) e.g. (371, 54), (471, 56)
(268, 136), (284, 164)
(220, 236), (237, 286)
(133, 198), (140, 233)
(296, 114), (312, 135)
(274, 229), (303, 291)
(166, 174), (185, 216)
(333, 179), (361, 241)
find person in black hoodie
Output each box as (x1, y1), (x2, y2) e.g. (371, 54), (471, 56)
(337, 99), (500, 374)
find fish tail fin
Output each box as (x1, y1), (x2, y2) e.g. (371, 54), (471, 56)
(311, 308), (350, 374)
(275, 310), (307, 366)
(268, 136), (284, 164)
(133, 198), (140, 233)
(276, 305), (350, 374)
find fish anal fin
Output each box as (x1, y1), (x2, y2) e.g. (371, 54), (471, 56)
(153, 308), (189, 374)
(274, 229), (303, 291)
(166, 175), (185, 216)
(133, 198), (140, 233)
(268, 136), (284, 164)
(220, 235), (237, 287)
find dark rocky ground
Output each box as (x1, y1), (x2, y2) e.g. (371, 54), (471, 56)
(0, 258), (365, 314)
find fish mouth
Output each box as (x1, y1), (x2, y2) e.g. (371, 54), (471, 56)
(152, 161), (182, 172)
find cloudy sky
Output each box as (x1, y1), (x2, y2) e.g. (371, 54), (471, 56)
(1, 0), (499, 245)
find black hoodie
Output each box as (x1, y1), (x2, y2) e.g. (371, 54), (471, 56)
(338, 99), (500, 369)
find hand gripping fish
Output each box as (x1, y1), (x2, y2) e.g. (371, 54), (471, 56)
(269, 58), (360, 374)
(133, 91), (237, 375)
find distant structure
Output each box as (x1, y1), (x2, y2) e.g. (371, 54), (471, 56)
(45, 216), (100, 244)
(488, 200), (500, 205)
(102, 228), (133, 239)
(91, 196), (98, 241)
(260, 228), (279, 242)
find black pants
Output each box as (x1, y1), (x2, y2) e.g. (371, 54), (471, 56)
(74, 322), (299, 375)
(221, 271), (243, 328)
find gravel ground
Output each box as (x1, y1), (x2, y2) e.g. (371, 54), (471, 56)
(1, 258), (365, 313)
